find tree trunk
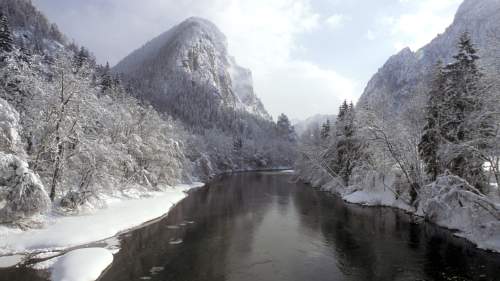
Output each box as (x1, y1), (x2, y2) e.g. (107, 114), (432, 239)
(50, 140), (64, 201)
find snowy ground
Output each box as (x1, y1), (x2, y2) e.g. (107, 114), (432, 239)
(0, 182), (204, 280)
(50, 248), (113, 281)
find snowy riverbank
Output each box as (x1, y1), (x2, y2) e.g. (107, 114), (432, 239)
(297, 169), (500, 254)
(0, 182), (204, 280)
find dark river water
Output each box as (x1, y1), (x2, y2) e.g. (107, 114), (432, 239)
(2, 172), (500, 281)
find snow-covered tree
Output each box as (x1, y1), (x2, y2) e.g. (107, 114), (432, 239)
(73, 46), (89, 71)
(320, 119), (330, 140)
(0, 13), (13, 54)
(419, 62), (446, 181)
(100, 62), (113, 92)
(438, 33), (493, 191)
(327, 100), (366, 186)
(277, 113), (296, 142)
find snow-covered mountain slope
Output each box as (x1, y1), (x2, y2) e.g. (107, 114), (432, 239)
(114, 17), (271, 126)
(0, 0), (66, 50)
(358, 0), (500, 115)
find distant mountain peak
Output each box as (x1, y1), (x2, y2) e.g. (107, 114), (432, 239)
(358, 0), (500, 116)
(114, 17), (271, 128)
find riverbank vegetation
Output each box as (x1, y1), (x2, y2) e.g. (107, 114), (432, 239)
(296, 33), (500, 252)
(0, 4), (296, 227)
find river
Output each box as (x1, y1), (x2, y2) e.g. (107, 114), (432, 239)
(1, 171), (500, 281)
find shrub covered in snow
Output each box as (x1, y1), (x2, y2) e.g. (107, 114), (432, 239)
(417, 174), (499, 224)
(0, 98), (50, 223)
(0, 153), (50, 223)
(417, 174), (500, 250)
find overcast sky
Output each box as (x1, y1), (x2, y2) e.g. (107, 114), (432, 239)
(32, 0), (462, 120)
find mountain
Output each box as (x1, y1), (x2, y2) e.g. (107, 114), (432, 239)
(358, 0), (500, 116)
(0, 0), (66, 51)
(113, 17), (271, 129)
(293, 114), (335, 136)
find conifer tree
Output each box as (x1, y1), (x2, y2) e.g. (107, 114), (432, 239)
(419, 62), (446, 181)
(320, 119), (331, 140)
(233, 137), (243, 154)
(443, 33), (490, 190)
(73, 47), (89, 70)
(277, 113), (296, 142)
(422, 33), (493, 190)
(101, 62), (113, 92)
(328, 100), (365, 186)
(0, 13), (13, 53)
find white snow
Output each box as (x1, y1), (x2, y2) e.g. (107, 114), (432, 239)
(50, 248), (113, 281)
(0, 182), (204, 256)
(0, 254), (24, 268)
(417, 175), (500, 252)
(31, 255), (60, 270)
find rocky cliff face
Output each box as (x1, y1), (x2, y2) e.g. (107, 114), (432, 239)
(114, 17), (271, 127)
(358, 0), (500, 115)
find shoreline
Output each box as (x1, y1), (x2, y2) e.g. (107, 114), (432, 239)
(0, 168), (293, 270)
(298, 176), (500, 254)
(0, 182), (204, 264)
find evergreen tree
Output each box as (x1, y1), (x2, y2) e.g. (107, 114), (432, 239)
(0, 13), (13, 53)
(73, 46), (89, 70)
(426, 33), (493, 190)
(233, 137), (243, 154)
(328, 100), (366, 186)
(277, 113), (296, 142)
(337, 100), (349, 121)
(419, 62), (446, 181)
(320, 119), (331, 140)
(101, 62), (113, 92)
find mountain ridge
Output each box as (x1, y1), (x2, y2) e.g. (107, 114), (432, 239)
(114, 17), (272, 125)
(358, 0), (500, 115)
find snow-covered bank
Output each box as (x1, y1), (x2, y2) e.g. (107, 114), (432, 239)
(50, 248), (113, 281)
(0, 182), (204, 257)
(297, 169), (500, 253)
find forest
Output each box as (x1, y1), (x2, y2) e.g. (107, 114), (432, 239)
(0, 0), (499, 280)
(0, 3), (296, 224)
(296, 33), (500, 251)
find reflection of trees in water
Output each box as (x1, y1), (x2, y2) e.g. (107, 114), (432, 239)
(420, 224), (500, 281)
(3, 173), (500, 281)
(292, 183), (500, 281)
(102, 173), (277, 281)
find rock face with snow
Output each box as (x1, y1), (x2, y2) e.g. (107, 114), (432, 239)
(358, 0), (500, 115)
(114, 17), (271, 128)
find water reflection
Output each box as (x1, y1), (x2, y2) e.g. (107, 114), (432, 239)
(1, 172), (499, 281)
(102, 172), (500, 281)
